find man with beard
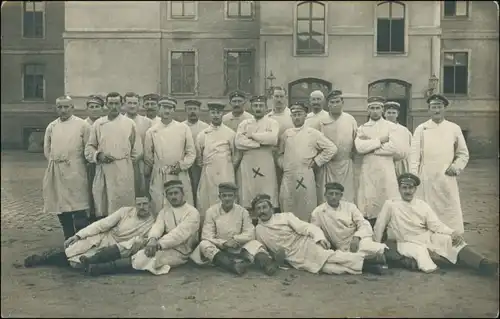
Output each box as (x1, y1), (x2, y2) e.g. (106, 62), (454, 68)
(311, 182), (389, 275)
(142, 93), (161, 124)
(124, 92), (152, 197)
(196, 102), (237, 222)
(374, 173), (498, 276)
(43, 96), (91, 239)
(317, 90), (358, 203)
(409, 94), (469, 234)
(183, 100), (209, 207)
(266, 87), (294, 190)
(235, 95), (280, 223)
(24, 197), (155, 277)
(355, 96), (407, 229)
(85, 92), (140, 221)
(304, 90), (330, 131)
(254, 194), (365, 275)
(132, 180), (200, 275)
(191, 182), (284, 276)
(278, 102), (337, 221)
(383, 101), (412, 177)
(144, 96), (196, 215)
(222, 90), (253, 132)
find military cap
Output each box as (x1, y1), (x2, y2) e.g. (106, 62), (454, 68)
(228, 90), (246, 100)
(164, 180), (183, 192)
(249, 95), (267, 103)
(184, 99), (202, 107)
(207, 102), (226, 110)
(218, 182), (238, 193)
(326, 90), (343, 101)
(86, 95), (105, 107)
(426, 93), (449, 107)
(367, 96), (386, 107)
(143, 93), (160, 102)
(325, 182), (344, 192)
(384, 101), (401, 111)
(251, 193), (272, 209)
(158, 96), (177, 107)
(397, 173), (421, 187)
(289, 101), (309, 113)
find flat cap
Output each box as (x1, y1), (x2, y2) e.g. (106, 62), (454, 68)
(184, 99), (202, 107)
(164, 180), (183, 192)
(250, 95), (267, 103)
(397, 173), (421, 187)
(143, 93), (160, 102)
(229, 90), (246, 100)
(207, 102), (226, 110)
(426, 94), (449, 107)
(251, 193), (272, 209)
(325, 182), (344, 192)
(367, 96), (386, 107)
(384, 101), (401, 111)
(86, 95), (105, 107)
(218, 182), (238, 193)
(289, 101), (309, 113)
(326, 90), (343, 100)
(158, 96), (177, 107)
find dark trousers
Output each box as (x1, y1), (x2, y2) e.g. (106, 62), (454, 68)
(57, 210), (89, 240)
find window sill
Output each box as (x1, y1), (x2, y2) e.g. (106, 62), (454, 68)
(441, 94), (469, 99)
(374, 52), (408, 57)
(294, 51), (328, 58)
(168, 16), (197, 21)
(21, 36), (46, 40)
(21, 99), (46, 103)
(442, 16), (471, 21)
(169, 92), (197, 96)
(225, 16), (254, 21)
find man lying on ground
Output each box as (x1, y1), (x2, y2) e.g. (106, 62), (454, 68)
(253, 193), (368, 275)
(190, 182), (285, 276)
(131, 180), (200, 275)
(24, 197), (155, 277)
(310, 182), (389, 274)
(373, 173), (498, 276)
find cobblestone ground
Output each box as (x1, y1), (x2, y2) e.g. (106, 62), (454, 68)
(1, 151), (498, 318)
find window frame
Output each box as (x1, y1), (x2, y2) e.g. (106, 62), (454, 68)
(21, 63), (46, 102)
(168, 1), (198, 20)
(374, 1), (408, 57)
(442, 0), (471, 20)
(293, 1), (328, 57)
(223, 48), (255, 95)
(441, 50), (471, 97)
(224, 1), (254, 20)
(287, 77), (332, 106)
(21, 1), (46, 39)
(168, 49), (198, 96)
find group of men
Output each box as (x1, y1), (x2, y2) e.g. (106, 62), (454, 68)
(23, 87), (498, 279)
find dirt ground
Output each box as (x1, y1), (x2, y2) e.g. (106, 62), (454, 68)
(1, 151), (498, 318)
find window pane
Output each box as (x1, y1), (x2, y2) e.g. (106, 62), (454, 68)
(443, 66), (455, 94)
(455, 1), (468, 16)
(297, 20), (310, 36)
(24, 75), (33, 98)
(391, 3), (405, 19)
(240, 1), (252, 17)
(171, 52), (183, 65)
(227, 51), (239, 64)
(171, 65), (182, 93)
(171, 1), (183, 16)
(310, 36), (325, 51)
(184, 1), (195, 16)
(227, 68), (238, 92)
(311, 82), (329, 93)
(454, 66), (468, 94)
(311, 2), (324, 18)
(35, 75), (44, 98)
(454, 52), (468, 66)
(386, 82), (406, 99)
(297, 2), (310, 19)
(390, 19), (405, 53)
(377, 2), (390, 19)
(183, 66), (195, 92)
(443, 1), (456, 16)
(443, 52), (455, 66)
(33, 1), (45, 12)
(311, 21), (324, 36)
(23, 12), (34, 37)
(369, 82), (387, 97)
(34, 12), (44, 37)
(227, 1), (239, 17)
(239, 52), (252, 65)
(182, 52), (195, 65)
(239, 65), (253, 93)
(377, 19), (391, 52)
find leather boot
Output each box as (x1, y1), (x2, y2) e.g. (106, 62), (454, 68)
(80, 245), (122, 267)
(458, 245), (499, 276)
(212, 251), (249, 276)
(254, 251), (283, 276)
(72, 210), (89, 233)
(57, 212), (75, 240)
(24, 248), (69, 268)
(384, 247), (419, 271)
(85, 257), (134, 277)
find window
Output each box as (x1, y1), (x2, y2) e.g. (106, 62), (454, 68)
(296, 1), (326, 55)
(224, 50), (254, 94)
(23, 64), (45, 100)
(226, 1), (253, 18)
(288, 78), (331, 106)
(443, 1), (469, 17)
(376, 1), (405, 54)
(443, 52), (468, 95)
(170, 1), (196, 19)
(170, 51), (196, 95)
(23, 1), (45, 38)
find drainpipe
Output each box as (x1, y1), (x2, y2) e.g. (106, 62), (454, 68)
(495, 1), (499, 99)
(263, 40), (267, 95)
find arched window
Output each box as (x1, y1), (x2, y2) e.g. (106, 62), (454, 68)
(368, 79), (411, 126)
(376, 1), (405, 54)
(288, 78), (332, 106)
(296, 1), (326, 55)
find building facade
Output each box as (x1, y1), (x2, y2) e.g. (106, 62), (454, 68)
(2, 1), (499, 157)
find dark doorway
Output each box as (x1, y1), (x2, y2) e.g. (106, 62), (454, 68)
(288, 78), (332, 107)
(368, 79), (412, 127)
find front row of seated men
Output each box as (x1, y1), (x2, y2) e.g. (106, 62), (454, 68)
(24, 174), (498, 278)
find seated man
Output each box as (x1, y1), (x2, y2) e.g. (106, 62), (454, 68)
(373, 173), (498, 276)
(191, 182), (285, 276)
(24, 197), (155, 277)
(132, 180), (200, 275)
(310, 182), (389, 274)
(253, 193), (365, 275)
